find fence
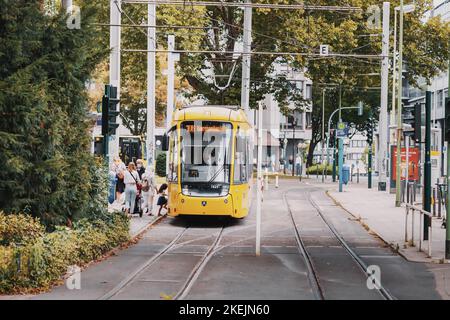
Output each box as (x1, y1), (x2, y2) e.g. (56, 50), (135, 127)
(405, 204), (434, 258)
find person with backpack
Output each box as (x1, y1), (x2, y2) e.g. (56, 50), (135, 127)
(123, 162), (141, 215)
(141, 167), (158, 215)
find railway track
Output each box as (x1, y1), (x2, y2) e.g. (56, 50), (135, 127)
(283, 188), (396, 300)
(283, 192), (324, 300)
(99, 221), (226, 300)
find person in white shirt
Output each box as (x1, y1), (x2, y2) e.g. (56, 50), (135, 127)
(123, 162), (141, 215)
(141, 166), (158, 215)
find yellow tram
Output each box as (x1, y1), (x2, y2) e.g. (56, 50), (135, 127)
(164, 105), (253, 219)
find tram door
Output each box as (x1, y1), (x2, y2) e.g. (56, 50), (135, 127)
(120, 137), (142, 165)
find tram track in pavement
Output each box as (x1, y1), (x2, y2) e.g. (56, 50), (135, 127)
(99, 219), (227, 300)
(283, 187), (396, 300)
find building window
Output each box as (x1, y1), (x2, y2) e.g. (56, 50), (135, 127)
(437, 90), (444, 110)
(305, 84), (312, 100)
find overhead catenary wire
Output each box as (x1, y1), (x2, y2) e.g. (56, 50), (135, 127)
(121, 0), (363, 12)
(122, 48), (387, 60)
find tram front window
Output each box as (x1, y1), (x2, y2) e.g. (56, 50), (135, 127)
(180, 121), (232, 197)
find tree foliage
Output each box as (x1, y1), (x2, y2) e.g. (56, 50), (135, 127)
(0, 0), (108, 227)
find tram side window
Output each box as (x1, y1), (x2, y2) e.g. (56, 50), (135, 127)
(168, 130), (178, 182)
(234, 133), (248, 184)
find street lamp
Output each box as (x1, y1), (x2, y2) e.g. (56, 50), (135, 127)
(395, 2), (415, 207)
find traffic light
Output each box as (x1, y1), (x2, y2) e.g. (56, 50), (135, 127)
(402, 100), (415, 139)
(279, 138), (285, 149)
(446, 97), (450, 142)
(102, 85), (120, 136)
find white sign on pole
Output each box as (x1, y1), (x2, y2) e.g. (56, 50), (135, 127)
(320, 45), (329, 56)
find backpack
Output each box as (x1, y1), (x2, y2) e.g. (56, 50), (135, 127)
(141, 178), (150, 192)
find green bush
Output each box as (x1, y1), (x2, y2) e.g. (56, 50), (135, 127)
(307, 164), (333, 175)
(0, 212), (45, 246)
(0, 212), (129, 294)
(156, 153), (167, 177)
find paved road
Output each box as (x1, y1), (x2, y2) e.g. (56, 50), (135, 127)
(30, 180), (444, 300)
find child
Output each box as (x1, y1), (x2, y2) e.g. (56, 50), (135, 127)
(157, 183), (169, 217)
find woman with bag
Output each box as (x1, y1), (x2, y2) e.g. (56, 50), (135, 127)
(123, 162), (141, 215)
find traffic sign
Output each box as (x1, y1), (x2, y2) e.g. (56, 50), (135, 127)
(337, 122), (348, 138)
(320, 45), (329, 56)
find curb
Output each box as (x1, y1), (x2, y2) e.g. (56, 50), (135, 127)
(324, 189), (445, 265)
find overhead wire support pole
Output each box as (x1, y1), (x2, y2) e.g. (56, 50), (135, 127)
(395, 0), (404, 207)
(241, 0), (252, 117)
(378, 2), (390, 192)
(256, 102), (263, 257)
(147, 2), (156, 168)
(166, 35), (176, 175)
(109, 0), (122, 162)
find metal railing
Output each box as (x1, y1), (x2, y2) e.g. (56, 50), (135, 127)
(405, 204), (433, 258)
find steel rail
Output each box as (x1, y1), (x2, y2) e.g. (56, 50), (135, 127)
(283, 192), (324, 300)
(306, 191), (396, 301)
(174, 225), (226, 300)
(98, 226), (189, 300)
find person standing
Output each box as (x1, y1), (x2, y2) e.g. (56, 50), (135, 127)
(112, 157), (126, 203)
(141, 167), (158, 215)
(123, 162), (141, 215)
(296, 154), (302, 176)
(136, 159), (146, 179)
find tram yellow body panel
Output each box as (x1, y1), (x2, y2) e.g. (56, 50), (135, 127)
(166, 106), (253, 219)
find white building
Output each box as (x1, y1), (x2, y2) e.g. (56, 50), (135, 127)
(256, 63), (313, 172)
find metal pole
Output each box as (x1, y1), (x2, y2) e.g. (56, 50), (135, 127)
(406, 135), (410, 203)
(322, 89), (326, 182)
(392, 9), (398, 120)
(369, 144), (373, 189)
(446, 52), (450, 259)
(241, 0), (252, 117)
(379, 1), (390, 191)
(338, 86), (343, 192)
(424, 91), (432, 240)
(339, 137), (344, 192)
(166, 35), (175, 174)
(256, 102), (263, 256)
(146, 3), (156, 168)
(395, 0), (404, 207)
(292, 120), (295, 177)
(110, 0), (121, 162)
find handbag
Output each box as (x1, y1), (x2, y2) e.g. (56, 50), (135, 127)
(130, 172), (142, 191)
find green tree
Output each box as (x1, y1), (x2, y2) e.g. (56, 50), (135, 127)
(0, 0), (108, 227)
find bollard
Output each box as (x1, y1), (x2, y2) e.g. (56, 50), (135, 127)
(433, 188), (437, 217)
(357, 168), (360, 184)
(264, 168), (269, 191)
(438, 184), (442, 218)
(275, 173), (279, 188)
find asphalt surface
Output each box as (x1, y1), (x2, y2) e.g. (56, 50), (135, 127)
(31, 180), (444, 300)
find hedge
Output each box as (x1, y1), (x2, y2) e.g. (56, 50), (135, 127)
(0, 212), (129, 294)
(306, 164), (333, 175)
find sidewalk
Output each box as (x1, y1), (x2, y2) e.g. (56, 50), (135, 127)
(108, 201), (161, 238)
(306, 176), (447, 264)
